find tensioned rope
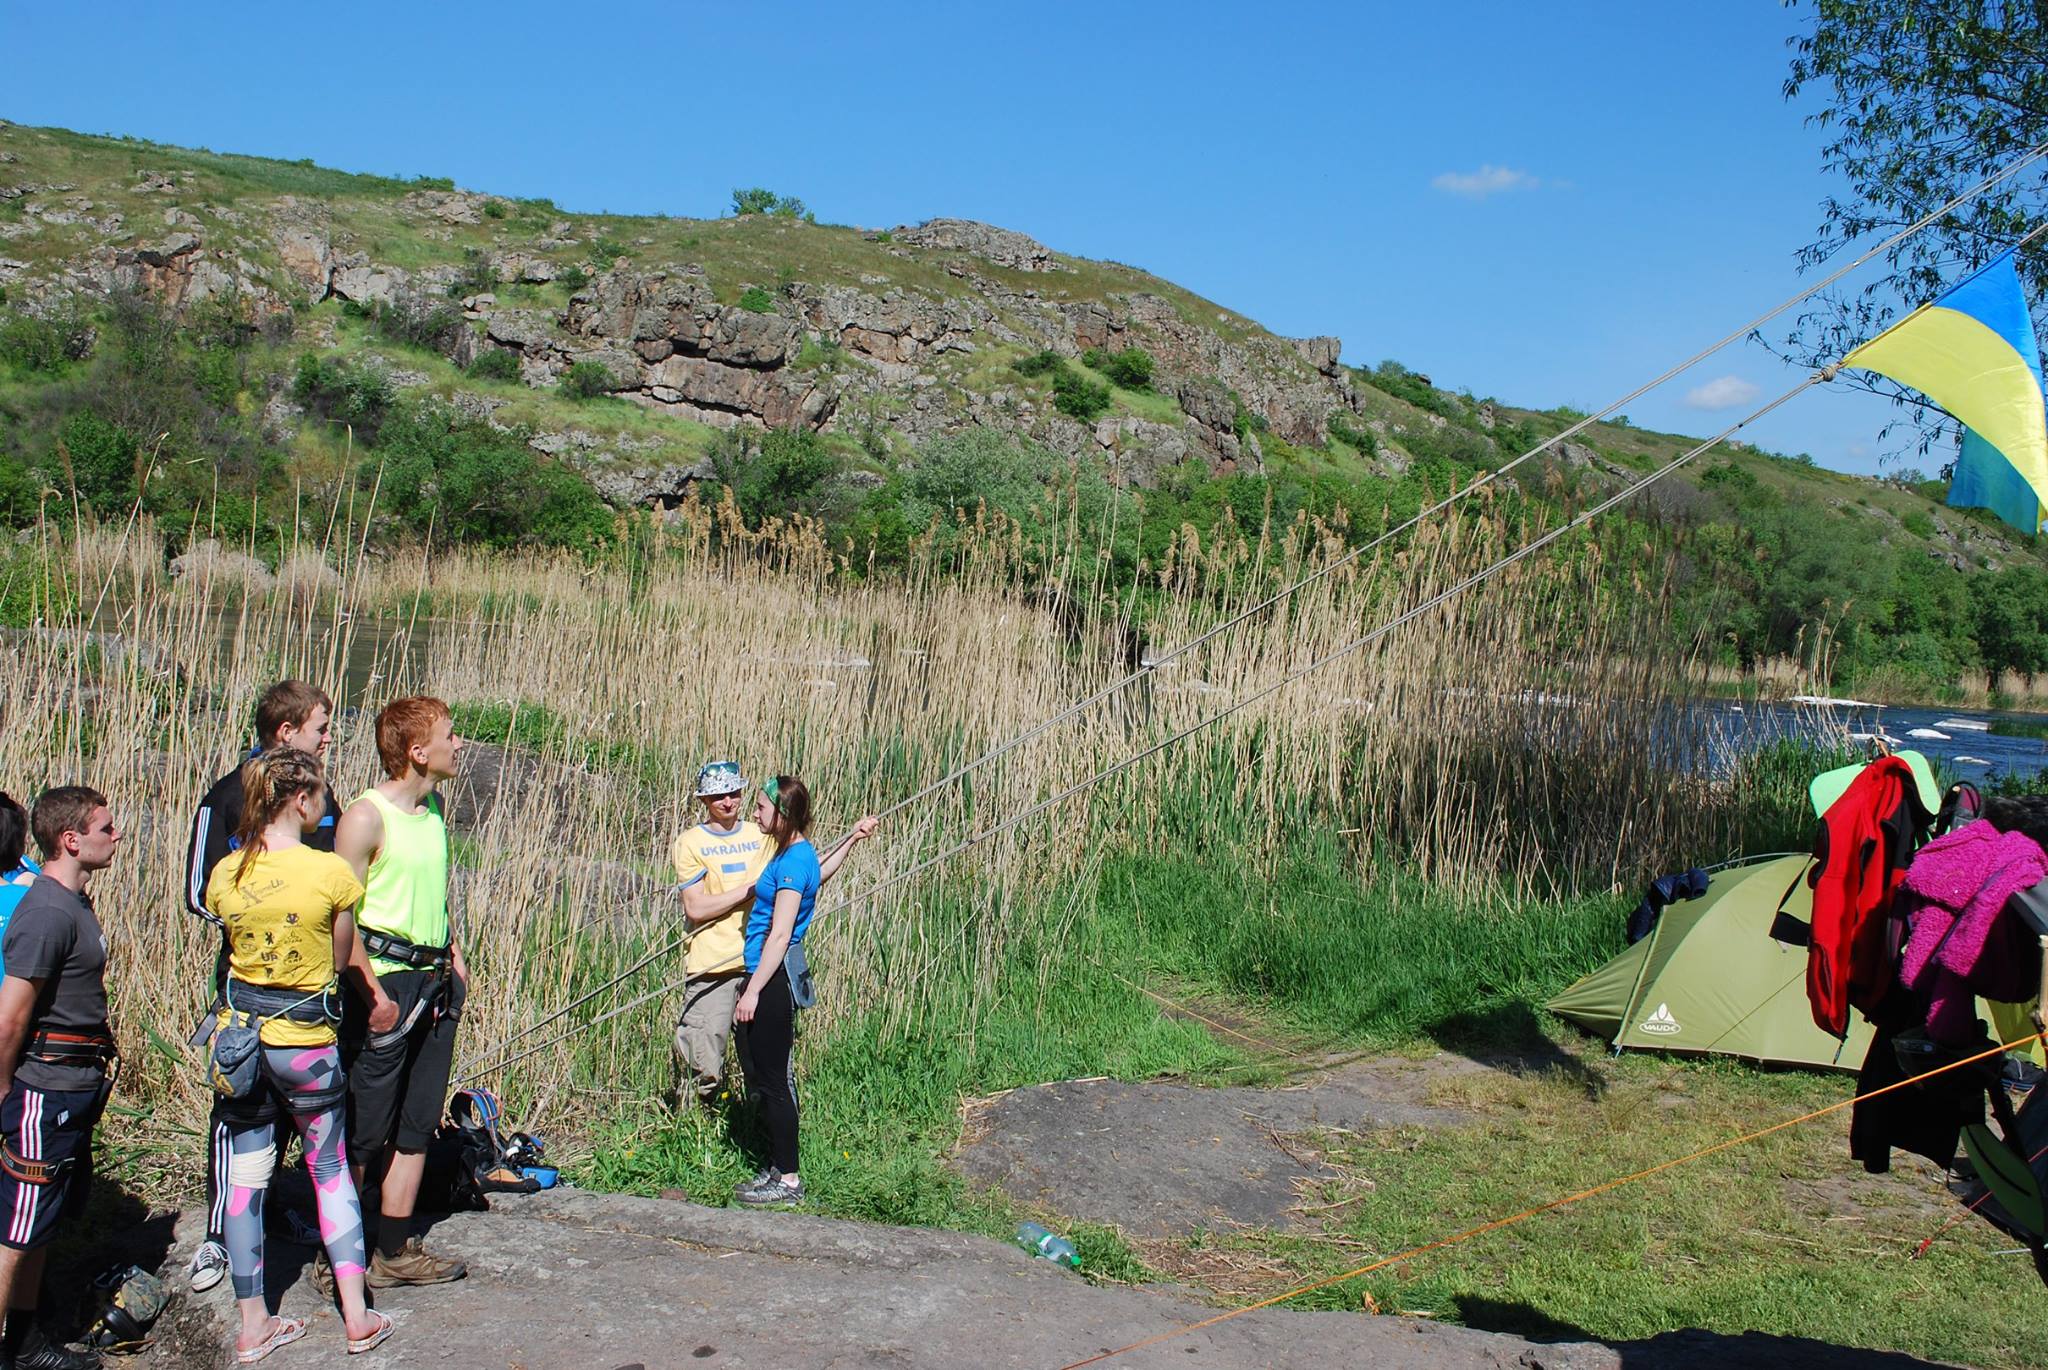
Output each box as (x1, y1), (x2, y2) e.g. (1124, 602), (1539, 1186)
(456, 372), (1820, 1084)
(457, 139), (2048, 1077)
(1054, 1032), (2043, 1369)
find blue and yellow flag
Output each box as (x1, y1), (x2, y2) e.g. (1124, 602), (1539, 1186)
(1842, 250), (2047, 535)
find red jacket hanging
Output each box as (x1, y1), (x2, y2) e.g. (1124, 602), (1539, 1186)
(1806, 756), (1932, 1037)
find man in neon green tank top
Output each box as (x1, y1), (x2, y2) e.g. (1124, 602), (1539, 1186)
(334, 696), (469, 1287)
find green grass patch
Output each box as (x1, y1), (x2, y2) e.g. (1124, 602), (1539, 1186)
(1206, 1050), (2043, 1368)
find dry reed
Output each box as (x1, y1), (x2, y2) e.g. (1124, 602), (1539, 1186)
(0, 481), (1753, 1148)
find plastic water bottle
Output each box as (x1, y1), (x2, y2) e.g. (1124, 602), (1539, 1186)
(1015, 1221), (1080, 1268)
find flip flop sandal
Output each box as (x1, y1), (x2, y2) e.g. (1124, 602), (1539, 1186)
(348, 1309), (395, 1356)
(236, 1315), (308, 1364)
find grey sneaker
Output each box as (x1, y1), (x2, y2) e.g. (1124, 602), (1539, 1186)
(734, 1170), (804, 1207)
(189, 1239), (230, 1293)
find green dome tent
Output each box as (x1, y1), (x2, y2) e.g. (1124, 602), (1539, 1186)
(1548, 854), (1875, 1072)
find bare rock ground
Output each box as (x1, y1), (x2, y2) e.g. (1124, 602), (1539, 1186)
(954, 1053), (1484, 1236)
(127, 1189), (1962, 1370)
(136, 1189), (1636, 1370)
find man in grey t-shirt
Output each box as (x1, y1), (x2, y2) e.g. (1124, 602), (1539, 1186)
(0, 786), (120, 1370)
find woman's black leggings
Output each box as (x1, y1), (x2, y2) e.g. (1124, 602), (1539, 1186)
(735, 966), (799, 1174)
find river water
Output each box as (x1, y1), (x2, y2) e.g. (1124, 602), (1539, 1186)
(1709, 697), (2048, 784)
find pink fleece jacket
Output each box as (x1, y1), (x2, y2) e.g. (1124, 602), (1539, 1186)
(1897, 820), (2046, 1041)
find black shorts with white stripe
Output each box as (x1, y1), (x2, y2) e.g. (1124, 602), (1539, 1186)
(0, 1080), (103, 1250)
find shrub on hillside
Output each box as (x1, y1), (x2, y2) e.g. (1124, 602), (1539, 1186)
(371, 403), (614, 550)
(360, 295), (463, 354)
(467, 348), (520, 382)
(1327, 412), (1378, 456)
(293, 354), (394, 443)
(1082, 346), (1154, 390)
(902, 430), (1043, 525)
(0, 309), (93, 374)
(1012, 350), (1062, 378)
(737, 286), (775, 314)
(707, 428), (841, 523)
(559, 264), (590, 293)
(54, 410), (140, 515)
(730, 187), (809, 219)
(1052, 367), (1112, 422)
(561, 359), (613, 400)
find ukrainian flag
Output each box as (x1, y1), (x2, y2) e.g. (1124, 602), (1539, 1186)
(1842, 249), (2048, 535)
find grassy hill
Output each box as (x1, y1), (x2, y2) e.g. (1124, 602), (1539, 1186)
(2, 118), (2045, 700)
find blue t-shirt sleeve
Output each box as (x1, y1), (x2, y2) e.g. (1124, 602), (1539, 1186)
(769, 845), (821, 895)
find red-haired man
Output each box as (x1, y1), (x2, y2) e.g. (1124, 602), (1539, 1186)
(333, 697), (468, 1287)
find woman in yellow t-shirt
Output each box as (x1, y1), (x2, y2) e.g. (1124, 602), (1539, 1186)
(204, 748), (394, 1360)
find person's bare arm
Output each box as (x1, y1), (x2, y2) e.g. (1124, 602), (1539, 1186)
(681, 880), (753, 926)
(0, 976), (40, 1096)
(333, 799), (383, 885)
(817, 816), (878, 885)
(334, 909), (397, 1034)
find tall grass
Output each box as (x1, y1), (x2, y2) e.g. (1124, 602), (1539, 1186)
(1, 482), (1803, 1155)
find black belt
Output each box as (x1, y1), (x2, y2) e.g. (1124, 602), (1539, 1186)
(362, 927), (452, 970)
(25, 1028), (116, 1069)
(224, 978), (339, 1026)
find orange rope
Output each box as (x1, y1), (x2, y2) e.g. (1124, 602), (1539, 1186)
(1057, 1033), (2037, 1370)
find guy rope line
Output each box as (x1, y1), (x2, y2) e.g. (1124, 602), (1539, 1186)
(459, 138), (2048, 1077)
(458, 372), (1818, 1085)
(1055, 1032), (2044, 1370)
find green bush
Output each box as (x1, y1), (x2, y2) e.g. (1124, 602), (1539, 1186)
(361, 296), (463, 354)
(737, 286), (775, 314)
(559, 264), (590, 292)
(54, 411), (139, 514)
(371, 403), (614, 550)
(1328, 412), (1378, 456)
(482, 199), (506, 219)
(467, 348), (520, 382)
(0, 310), (92, 374)
(1052, 367), (1111, 422)
(708, 428), (840, 523)
(1900, 509), (1936, 538)
(561, 359), (613, 400)
(293, 354), (394, 442)
(730, 187), (809, 218)
(1012, 350), (1062, 379)
(1085, 346), (1154, 390)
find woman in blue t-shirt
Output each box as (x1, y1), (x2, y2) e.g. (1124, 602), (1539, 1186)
(0, 792), (39, 977)
(731, 774), (877, 1207)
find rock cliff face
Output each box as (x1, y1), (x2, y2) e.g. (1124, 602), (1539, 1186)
(0, 124), (1374, 504)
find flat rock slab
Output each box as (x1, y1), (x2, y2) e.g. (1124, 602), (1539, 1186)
(137, 1190), (1950, 1370)
(954, 1055), (1481, 1237)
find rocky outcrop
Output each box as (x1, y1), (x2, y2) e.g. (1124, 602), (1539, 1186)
(889, 218), (1060, 272)
(0, 125), (1380, 506)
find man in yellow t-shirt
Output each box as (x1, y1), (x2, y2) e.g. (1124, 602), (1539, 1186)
(669, 760), (771, 1109)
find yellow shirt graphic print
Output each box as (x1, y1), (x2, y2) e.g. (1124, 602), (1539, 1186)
(672, 820), (770, 976)
(205, 845), (364, 1047)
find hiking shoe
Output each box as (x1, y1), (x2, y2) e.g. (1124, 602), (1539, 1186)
(734, 1171), (804, 1207)
(11, 1325), (101, 1369)
(188, 1239), (230, 1293)
(308, 1249), (335, 1300)
(367, 1237), (467, 1287)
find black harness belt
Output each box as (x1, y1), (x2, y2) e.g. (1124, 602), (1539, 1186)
(361, 928), (452, 971)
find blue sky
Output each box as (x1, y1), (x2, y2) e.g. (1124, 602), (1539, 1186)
(0, 3), (1967, 475)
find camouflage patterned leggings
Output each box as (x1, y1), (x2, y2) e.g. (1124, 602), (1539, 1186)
(222, 1042), (366, 1300)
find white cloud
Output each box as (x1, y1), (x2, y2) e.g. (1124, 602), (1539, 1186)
(1683, 375), (1761, 410)
(1431, 165), (1541, 199)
